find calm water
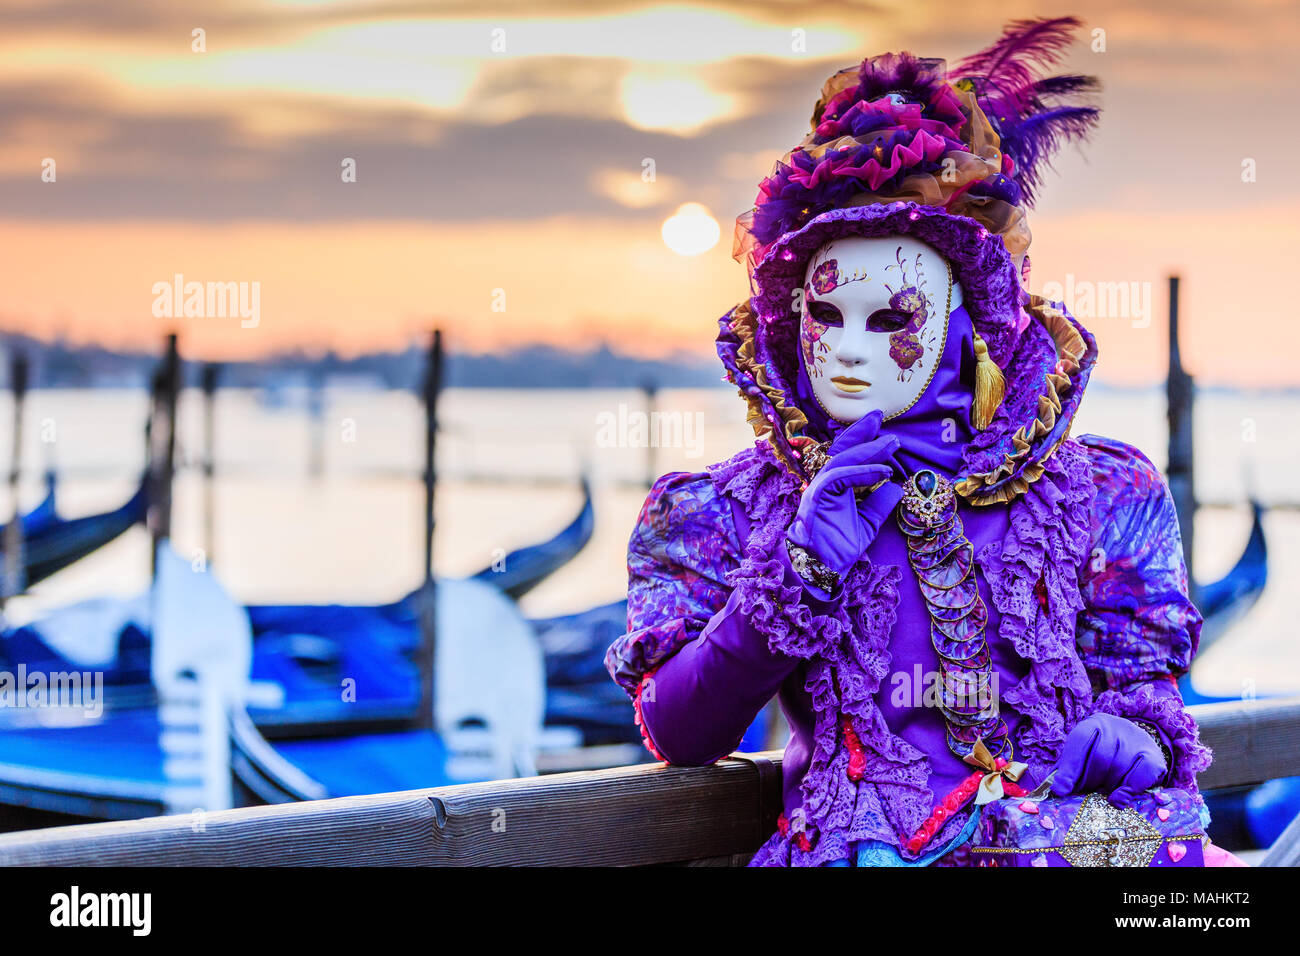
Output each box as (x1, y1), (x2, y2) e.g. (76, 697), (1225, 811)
(2, 386), (1297, 696)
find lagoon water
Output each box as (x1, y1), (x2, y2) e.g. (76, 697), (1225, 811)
(2, 385), (1297, 697)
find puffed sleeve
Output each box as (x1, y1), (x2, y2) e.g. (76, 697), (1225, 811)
(605, 470), (800, 765)
(604, 471), (740, 695)
(1075, 435), (1212, 791)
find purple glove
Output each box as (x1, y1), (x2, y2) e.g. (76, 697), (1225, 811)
(787, 410), (904, 583)
(1050, 713), (1168, 808)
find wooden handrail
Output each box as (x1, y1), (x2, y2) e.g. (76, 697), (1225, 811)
(1182, 696), (1300, 791)
(0, 698), (1296, 866)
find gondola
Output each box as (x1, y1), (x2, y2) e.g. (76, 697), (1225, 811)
(243, 479), (600, 738)
(0, 547), (548, 829)
(0, 484), (607, 828)
(1176, 499), (1292, 853)
(1180, 499), (1269, 706)
(1, 472), (57, 539)
(0, 474), (149, 587)
(467, 476), (596, 600)
(1191, 500), (1268, 655)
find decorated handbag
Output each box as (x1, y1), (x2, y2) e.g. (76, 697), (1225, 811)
(970, 785), (1207, 867)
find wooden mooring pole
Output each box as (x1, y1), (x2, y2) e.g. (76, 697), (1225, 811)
(201, 362), (220, 565)
(416, 329), (444, 732)
(149, 334), (180, 577)
(1165, 276), (1197, 604)
(641, 380), (658, 489)
(2, 351), (29, 604)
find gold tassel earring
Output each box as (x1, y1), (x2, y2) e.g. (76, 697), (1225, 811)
(971, 333), (1004, 431)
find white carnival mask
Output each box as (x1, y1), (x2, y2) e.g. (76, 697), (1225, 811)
(799, 235), (963, 424)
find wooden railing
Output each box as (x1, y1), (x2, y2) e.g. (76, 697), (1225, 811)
(0, 697), (1297, 866)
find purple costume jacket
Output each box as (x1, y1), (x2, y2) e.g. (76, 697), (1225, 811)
(604, 203), (1213, 867)
(608, 431), (1203, 861)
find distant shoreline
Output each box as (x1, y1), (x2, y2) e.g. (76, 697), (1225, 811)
(3, 331), (1298, 395)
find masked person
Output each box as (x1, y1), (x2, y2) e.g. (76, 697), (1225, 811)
(605, 17), (1238, 866)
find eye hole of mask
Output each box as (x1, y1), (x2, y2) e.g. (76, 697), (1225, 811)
(806, 300), (843, 327)
(866, 308), (913, 333)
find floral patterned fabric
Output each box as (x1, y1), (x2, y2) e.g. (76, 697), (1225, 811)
(1076, 434), (1200, 690)
(606, 472), (740, 696)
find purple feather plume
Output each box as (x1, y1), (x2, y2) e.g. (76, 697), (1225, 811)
(953, 16), (1100, 205)
(953, 16), (1085, 112)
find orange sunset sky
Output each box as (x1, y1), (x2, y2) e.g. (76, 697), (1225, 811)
(2, 0), (1297, 385)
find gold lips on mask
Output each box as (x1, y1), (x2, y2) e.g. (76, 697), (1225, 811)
(831, 376), (870, 393)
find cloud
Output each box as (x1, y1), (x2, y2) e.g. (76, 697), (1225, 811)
(591, 166), (681, 209)
(0, 51), (841, 222)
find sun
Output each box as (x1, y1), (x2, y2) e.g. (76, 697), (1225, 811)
(661, 203), (721, 256)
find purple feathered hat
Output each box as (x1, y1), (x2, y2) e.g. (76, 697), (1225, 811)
(719, 17), (1101, 505)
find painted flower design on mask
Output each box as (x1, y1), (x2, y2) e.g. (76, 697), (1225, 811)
(888, 333), (924, 371)
(890, 287), (928, 330)
(800, 300), (831, 378)
(809, 259), (839, 295)
(883, 248), (932, 380)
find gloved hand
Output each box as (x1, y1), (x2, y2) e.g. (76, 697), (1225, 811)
(1050, 713), (1168, 809)
(786, 409), (904, 579)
